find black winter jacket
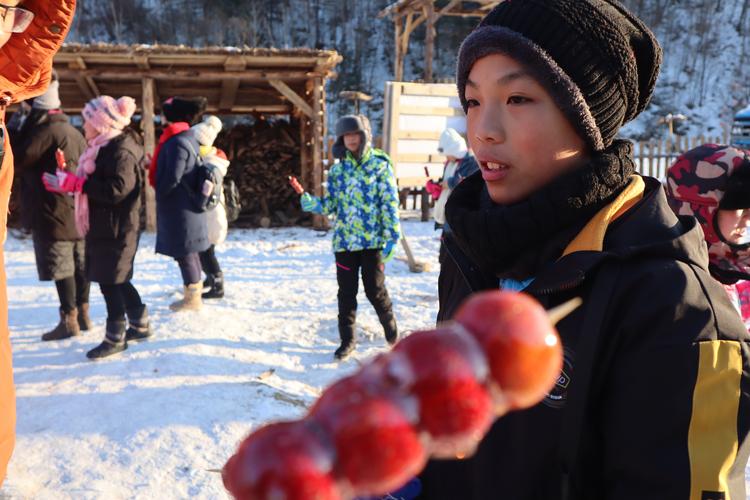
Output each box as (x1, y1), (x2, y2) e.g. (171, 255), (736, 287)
(83, 129), (144, 285)
(13, 110), (86, 240)
(421, 176), (750, 500)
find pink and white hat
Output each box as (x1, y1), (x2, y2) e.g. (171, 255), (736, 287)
(82, 96), (136, 134)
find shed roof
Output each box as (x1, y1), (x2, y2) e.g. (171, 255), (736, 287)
(53, 44), (342, 114)
(379, 0), (501, 19)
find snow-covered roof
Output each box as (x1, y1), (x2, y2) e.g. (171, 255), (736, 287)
(53, 43), (342, 115)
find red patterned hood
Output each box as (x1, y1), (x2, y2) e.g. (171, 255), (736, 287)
(665, 144), (750, 280)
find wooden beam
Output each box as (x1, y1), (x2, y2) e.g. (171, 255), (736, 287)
(435, 0), (462, 20)
(133, 55), (150, 69)
(268, 79), (314, 118)
(56, 68), (319, 82)
(394, 16), (404, 82)
(141, 77), (157, 232)
(311, 77), (326, 230)
(219, 79), (241, 111)
(67, 57), (96, 101)
(424, 1), (436, 83)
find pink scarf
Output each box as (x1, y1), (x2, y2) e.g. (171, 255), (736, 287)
(74, 129), (122, 237)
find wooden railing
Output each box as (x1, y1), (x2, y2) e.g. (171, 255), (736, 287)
(633, 133), (731, 180)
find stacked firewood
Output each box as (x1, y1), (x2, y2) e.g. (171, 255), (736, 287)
(215, 118), (310, 228)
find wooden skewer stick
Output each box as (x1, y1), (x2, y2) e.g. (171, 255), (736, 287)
(547, 297), (583, 325)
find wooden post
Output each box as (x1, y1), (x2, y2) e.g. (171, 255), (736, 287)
(394, 16), (404, 81)
(424, 1), (436, 83)
(141, 77), (157, 232)
(312, 76), (326, 230)
(300, 111), (311, 192)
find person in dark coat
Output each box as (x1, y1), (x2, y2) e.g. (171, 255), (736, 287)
(418, 2), (750, 499)
(154, 96), (210, 312)
(12, 72), (91, 340)
(43, 95), (151, 360)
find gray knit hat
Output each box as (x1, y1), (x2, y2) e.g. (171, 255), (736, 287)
(456, 0), (662, 151)
(332, 114), (372, 160)
(32, 70), (61, 110)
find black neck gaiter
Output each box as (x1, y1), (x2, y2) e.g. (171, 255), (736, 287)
(445, 140), (636, 277)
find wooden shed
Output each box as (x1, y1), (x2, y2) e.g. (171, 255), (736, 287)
(52, 44), (342, 229)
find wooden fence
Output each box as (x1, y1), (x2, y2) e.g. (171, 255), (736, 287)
(633, 133), (730, 180)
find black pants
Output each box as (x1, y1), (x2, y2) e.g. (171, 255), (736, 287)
(335, 249), (394, 341)
(99, 281), (144, 321)
(55, 269), (90, 314)
(199, 245), (222, 276)
(175, 252), (202, 285)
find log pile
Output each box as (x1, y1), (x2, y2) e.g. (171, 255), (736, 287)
(215, 118), (310, 228)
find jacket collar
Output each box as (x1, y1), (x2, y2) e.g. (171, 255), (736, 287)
(526, 177), (707, 295)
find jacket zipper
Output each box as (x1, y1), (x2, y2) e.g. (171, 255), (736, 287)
(534, 273), (586, 295)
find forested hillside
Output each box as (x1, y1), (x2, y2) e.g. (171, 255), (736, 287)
(67, 0), (750, 139)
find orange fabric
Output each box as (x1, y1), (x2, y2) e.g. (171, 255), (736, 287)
(0, 0), (77, 484)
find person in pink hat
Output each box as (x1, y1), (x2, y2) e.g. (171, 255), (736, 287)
(43, 95), (151, 359)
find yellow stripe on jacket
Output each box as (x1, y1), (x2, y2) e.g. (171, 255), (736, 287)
(688, 340), (743, 500)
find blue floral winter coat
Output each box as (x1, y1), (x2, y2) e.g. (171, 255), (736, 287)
(311, 147), (401, 253)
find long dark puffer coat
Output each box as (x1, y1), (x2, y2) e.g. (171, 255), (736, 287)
(13, 109), (86, 240)
(82, 129), (144, 285)
(154, 132), (209, 258)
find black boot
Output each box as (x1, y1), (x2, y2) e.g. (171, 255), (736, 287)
(125, 305), (152, 342)
(202, 272), (224, 299)
(42, 308), (80, 341)
(380, 313), (399, 346)
(334, 324), (356, 360)
(87, 319), (127, 360)
(202, 274), (214, 290)
(334, 338), (356, 360)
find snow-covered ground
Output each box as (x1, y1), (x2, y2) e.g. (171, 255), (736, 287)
(1, 219), (441, 499)
(2, 217), (749, 498)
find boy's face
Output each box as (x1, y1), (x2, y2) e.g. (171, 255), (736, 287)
(343, 132), (361, 154)
(717, 208), (750, 245)
(464, 53), (588, 205)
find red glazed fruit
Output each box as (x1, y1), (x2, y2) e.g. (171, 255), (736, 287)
(390, 326), (492, 457)
(454, 290), (563, 410)
(222, 420), (339, 500)
(309, 371), (426, 496)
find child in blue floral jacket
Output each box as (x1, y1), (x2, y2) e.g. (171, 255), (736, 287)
(298, 114), (401, 360)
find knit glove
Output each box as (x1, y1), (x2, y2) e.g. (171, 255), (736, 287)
(300, 192), (323, 214)
(42, 169), (85, 194)
(382, 238), (398, 263)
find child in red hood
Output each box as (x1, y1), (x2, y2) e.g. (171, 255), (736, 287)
(666, 143), (750, 326)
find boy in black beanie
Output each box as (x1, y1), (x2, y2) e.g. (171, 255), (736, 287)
(422, 1), (750, 499)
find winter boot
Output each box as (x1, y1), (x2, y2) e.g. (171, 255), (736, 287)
(379, 312), (399, 346)
(334, 325), (356, 360)
(86, 319), (127, 359)
(334, 338), (356, 360)
(169, 283), (203, 312)
(202, 274), (214, 290)
(202, 272), (224, 299)
(125, 304), (153, 342)
(41, 308), (80, 341)
(77, 303), (93, 331)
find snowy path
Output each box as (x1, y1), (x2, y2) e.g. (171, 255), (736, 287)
(2, 221), (442, 499)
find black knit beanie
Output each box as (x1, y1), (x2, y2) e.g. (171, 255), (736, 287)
(161, 96), (207, 125)
(456, 0), (662, 151)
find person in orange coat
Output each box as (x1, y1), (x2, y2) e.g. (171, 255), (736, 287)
(0, 0), (77, 484)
